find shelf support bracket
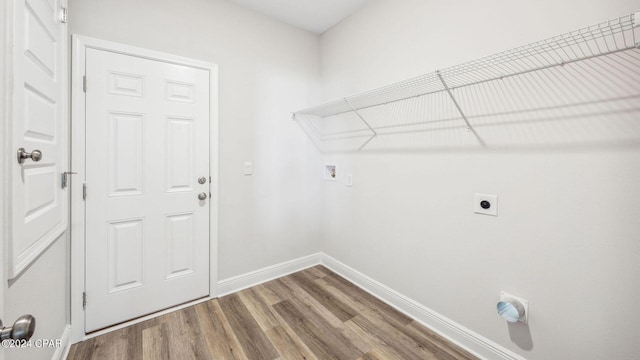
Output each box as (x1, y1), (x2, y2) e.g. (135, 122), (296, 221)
(344, 98), (377, 150)
(437, 71), (487, 147)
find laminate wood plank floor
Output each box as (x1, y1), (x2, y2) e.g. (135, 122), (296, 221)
(68, 266), (478, 360)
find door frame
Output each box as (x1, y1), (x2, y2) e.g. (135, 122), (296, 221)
(70, 35), (219, 343)
(0, 1), (10, 358)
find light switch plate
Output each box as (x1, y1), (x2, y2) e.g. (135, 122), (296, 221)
(346, 174), (353, 187)
(244, 161), (253, 175)
(474, 193), (498, 216)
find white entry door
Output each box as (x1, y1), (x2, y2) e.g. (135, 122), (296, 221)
(84, 48), (211, 332)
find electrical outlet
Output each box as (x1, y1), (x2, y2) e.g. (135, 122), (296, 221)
(474, 193), (498, 216)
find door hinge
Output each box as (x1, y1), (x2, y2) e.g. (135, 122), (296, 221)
(61, 171), (77, 189)
(83, 75), (87, 92)
(82, 183), (87, 200)
(82, 292), (87, 309)
(59, 7), (68, 23)
(209, 176), (212, 183)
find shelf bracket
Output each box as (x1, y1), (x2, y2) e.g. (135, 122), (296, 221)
(436, 71), (487, 147)
(344, 98), (377, 150)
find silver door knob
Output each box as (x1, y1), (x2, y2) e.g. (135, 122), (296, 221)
(198, 177), (207, 184)
(198, 192), (207, 200)
(0, 315), (36, 341)
(17, 148), (42, 164)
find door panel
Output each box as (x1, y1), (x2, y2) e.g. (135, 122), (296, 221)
(85, 48), (210, 332)
(107, 219), (144, 293)
(108, 112), (144, 195)
(165, 213), (195, 279)
(11, 0), (67, 277)
(166, 117), (195, 192)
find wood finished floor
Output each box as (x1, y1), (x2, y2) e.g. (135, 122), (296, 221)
(68, 266), (478, 360)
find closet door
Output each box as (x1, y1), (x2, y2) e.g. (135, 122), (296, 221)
(10, 0), (68, 277)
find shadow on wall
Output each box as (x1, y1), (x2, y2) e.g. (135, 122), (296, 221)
(509, 322), (534, 351)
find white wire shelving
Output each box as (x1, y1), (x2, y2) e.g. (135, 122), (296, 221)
(293, 12), (640, 152)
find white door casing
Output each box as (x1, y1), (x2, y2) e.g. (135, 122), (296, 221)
(84, 48), (211, 332)
(9, 0), (68, 278)
(71, 36), (219, 342)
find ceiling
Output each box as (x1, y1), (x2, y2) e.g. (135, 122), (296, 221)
(227, 0), (372, 34)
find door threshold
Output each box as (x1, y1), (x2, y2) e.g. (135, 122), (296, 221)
(79, 296), (212, 343)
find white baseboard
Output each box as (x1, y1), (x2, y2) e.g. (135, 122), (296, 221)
(320, 253), (527, 360)
(52, 324), (71, 360)
(217, 253), (322, 296)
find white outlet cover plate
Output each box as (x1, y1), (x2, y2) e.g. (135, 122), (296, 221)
(474, 193), (498, 216)
(500, 291), (529, 324)
(346, 174), (353, 187)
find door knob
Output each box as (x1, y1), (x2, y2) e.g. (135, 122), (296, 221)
(0, 315), (36, 341)
(198, 177), (207, 184)
(198, 192), (207, 200)
(17, 148), (42, 164)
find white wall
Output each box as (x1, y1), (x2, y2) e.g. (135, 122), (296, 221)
(320, 1), (640, 359)
(69, 0), (323, 280)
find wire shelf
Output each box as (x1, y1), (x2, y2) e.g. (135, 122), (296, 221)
(294, 12), (640, 152)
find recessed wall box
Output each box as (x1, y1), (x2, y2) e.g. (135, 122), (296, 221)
(324, 164), (336, 181)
